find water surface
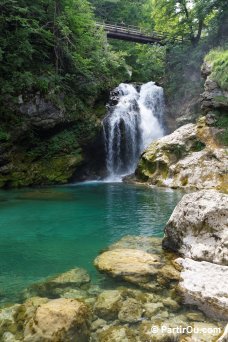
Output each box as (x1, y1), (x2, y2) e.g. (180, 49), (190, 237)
(0, 182), (183, 304)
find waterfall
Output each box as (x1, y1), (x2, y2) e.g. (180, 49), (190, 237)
(103, 81), (164, 181)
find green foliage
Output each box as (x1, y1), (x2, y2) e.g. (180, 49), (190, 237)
(90, 0), (154, 30)
(27, 129), (81, 160)
(0, 129), (10, 142)
(0, 0), (128, 113)
(205, 48), (228, 90)
(109, 40), (166, 82)
(133, 44), (166, 82)
(152, 0), (227, 45)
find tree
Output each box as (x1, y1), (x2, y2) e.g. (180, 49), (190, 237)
(0, 0), (128, 112)
(152, 0), (227, 45)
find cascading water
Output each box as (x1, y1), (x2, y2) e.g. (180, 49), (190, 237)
(103, 81), (164, 181)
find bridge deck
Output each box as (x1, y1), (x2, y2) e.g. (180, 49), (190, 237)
(97, 22), (180, 44)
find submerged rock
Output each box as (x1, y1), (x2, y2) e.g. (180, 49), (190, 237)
(107, 235), (163, 255)
(163, 190), (228, 265)
(176, 258), (228, 321)
(94, 290), (123, 320)
(143, 302), (164, 318)
(27, 267), (90, 298)
(139, 320), (223, 342)
(97, 325), (137, 342)
(24, 298), (90, 341)
(1, 331), (21, 342)
(0, 304), (22, 341)
(94, 248), (162, 288)
(118, 298), (143, 323)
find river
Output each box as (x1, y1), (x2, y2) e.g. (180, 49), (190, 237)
(0, 182), (183, 305)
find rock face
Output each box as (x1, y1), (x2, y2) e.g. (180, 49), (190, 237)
(94, 248), (162, 288)
(19, 94), (65, 130)
(135, 118), (228, 191)
(24, 298), (90, 342)
(176, 258), (228, 320)
(201, 61), (228, 113)
(163, 190), (228, 265)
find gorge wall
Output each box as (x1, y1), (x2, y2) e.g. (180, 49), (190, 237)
(135, 52), (228, 192)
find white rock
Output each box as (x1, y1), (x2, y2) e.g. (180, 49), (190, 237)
(163, 190), (228, 265)
(176, 258), (228, 320)
(169, 148), (228, 190)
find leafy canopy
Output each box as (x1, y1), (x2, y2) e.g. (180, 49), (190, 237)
(0, 0), (128, 112)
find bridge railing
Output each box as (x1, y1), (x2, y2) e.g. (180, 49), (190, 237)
(96, 21), (183, 43)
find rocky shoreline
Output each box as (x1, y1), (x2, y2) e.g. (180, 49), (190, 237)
(0, 189), (227, 341)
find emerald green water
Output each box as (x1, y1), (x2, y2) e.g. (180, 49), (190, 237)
(0, 182), (183, 305)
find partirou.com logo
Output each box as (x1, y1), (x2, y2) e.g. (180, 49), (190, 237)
(150, 325), (221, 335)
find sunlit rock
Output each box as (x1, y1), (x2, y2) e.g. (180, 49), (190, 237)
(135, 117), (228, 191)
(163, 190), (228, 265)
(94, 248), (162, 288)
(176, 258), (228, 321)
(24, 298), (90, 342)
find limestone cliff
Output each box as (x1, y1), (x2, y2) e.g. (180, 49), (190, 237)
(135, 56), (228, 192)
(0, 92), (107, 188)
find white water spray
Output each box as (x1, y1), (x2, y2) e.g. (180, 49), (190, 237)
(103, 81), (164, 181)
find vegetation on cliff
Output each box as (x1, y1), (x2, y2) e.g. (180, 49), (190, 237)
(0, 0), (129, 187)
(205, 48), (228, 90)
(0, 0), (227, 187)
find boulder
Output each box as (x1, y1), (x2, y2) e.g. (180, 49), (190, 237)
(135, 117), (228, 191)
(163, 190), (228, 265)
(176, 258), (228, 320)
(136, 123), (199, 183)
(24, 298), (90, 341)
(167, 148), (228, 190)
(94, 290), (123, 320)
(94, 248), (162, 288)
(118, 298), (143, 323)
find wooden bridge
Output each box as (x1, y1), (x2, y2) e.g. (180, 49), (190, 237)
(96, 22), (181, 45)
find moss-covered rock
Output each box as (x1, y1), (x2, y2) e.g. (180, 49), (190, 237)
(135, 117), (228, 191)
(0, 153), (83, 188)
